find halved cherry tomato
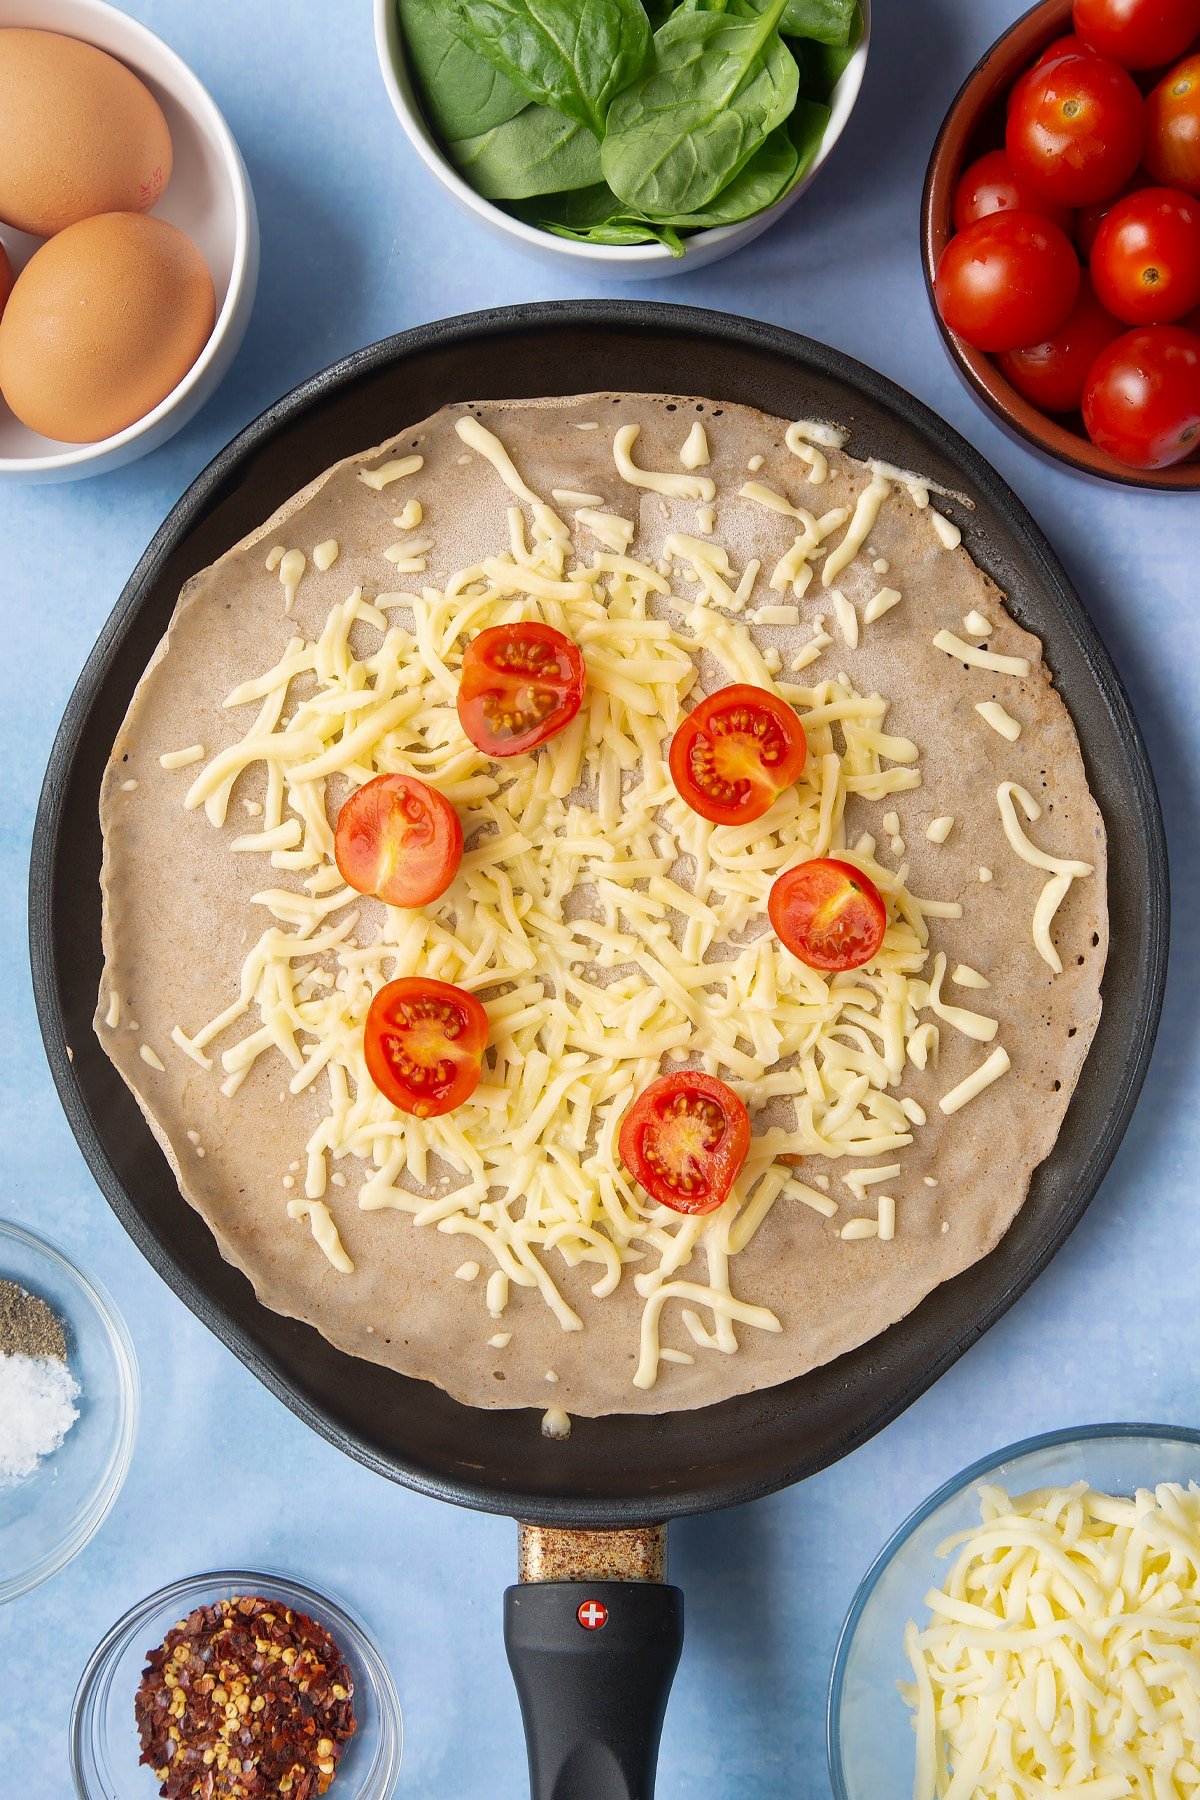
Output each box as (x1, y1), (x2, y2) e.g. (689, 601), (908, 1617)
(1073, 0), (1200, 71)
(457, 622), (585, 758)
(952, 149), (1074, 233)
(996, 274), (1125, 409)
(1007, 52), (1145, 207)
(364, 977), (488, 1119)
(1083, 321), (1200, 464)
(1146, 53), (1200, 194)
(618, 1072), (750, 1215)
(1090, 186), (1200, 320)
(334, 774), (462, 909)
(668, 683), (807, 826)
(768, 858), (887, 973)
(934, 212), (1081, 352)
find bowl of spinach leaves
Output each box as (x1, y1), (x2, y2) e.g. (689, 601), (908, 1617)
(376, 0), (869, 274)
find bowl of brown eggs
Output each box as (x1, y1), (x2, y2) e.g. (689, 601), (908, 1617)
(0, 0), (258, 481)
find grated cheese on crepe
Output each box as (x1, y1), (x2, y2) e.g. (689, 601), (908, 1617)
(96, 393), (1108, 1415)
(175, 466), (971, 1391)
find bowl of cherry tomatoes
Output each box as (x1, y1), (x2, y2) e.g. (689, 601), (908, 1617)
(923, 0), (1200, 487)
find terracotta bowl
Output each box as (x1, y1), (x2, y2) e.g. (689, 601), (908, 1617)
(921, 0), (1200, 491)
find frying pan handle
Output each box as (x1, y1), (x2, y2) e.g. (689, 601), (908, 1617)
(504, 1579), (684, 1800)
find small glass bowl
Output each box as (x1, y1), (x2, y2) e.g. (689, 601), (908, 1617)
(71, 1568), (403, 1799)
(827, 1424), (1200, 1799)
(0, 1217), (139, 1603)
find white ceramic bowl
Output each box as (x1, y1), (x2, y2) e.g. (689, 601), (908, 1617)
(0, 0), (259, 481)
(374, 0), (870, 277)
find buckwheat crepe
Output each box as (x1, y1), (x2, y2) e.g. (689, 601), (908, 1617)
(96, 393), (1107, 1415)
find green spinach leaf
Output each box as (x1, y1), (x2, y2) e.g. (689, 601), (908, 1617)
(788, 4), (861, 102)
(398, 0), (525, 142)
(546, 217), (686, 254)
(602, 0), (798, 218)
(640, 0), (676, 22)
(652, 125), (797, 225)
(779, 0), (856, 44)
(514, 181), (684, 253)
(449, 105), (603, 199)
(516, 181), (628, 228)
(448, 0), (650, 135)
(781, 95), (831, 191)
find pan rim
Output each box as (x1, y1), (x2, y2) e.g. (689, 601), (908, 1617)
(28, 300), (1169, 1525)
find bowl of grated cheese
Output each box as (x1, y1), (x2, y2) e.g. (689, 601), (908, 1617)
(828, 1424), (1200, 1800)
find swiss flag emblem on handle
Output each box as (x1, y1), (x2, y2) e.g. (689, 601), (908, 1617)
(577, 1599), (609, 1631)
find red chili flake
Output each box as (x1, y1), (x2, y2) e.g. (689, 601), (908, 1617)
(133, 1594), (357, 1798)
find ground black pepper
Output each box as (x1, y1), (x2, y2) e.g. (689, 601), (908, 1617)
(0, 1278), (67, 1359)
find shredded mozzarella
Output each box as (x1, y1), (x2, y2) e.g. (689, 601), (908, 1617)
(902, 1480), (1200, 1800)
(996, 782), (1094, 974)
(934, 630), (1031, 679)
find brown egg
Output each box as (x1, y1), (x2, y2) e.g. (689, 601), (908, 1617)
(0, 29), (173, 237)
(0, 213), (215, 443)
(0, 241), (12, 320)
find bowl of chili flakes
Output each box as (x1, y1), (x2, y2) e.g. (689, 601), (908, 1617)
(70, 1569), (402, 1800)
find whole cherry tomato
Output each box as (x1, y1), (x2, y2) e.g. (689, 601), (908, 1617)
(934, 212), (1081, 352)
(1073, 0), (1200, 70)
(1090, 186), (1200, 321)
(1146, 54), (1200, 195)
(1007, 52), (1145, 207)
(1083, 323), (1200, 465)
(952, 149), (1074, 233)
(996, 276), (1125, 410)
(1076, 175), (1145, 258)
(1007, 35), (1095, 114)
(1034, 30), (1095, 67)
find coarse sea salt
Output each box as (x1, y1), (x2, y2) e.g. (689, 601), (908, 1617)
(0, 1352), (80, 1485)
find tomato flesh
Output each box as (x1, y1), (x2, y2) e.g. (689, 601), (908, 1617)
(768, 858), (888, 973)
(1006, 52), (1145, 207)
(934, 212), (1081, 352)
(668, 683), (807, 825)
(335, 774), (462, 909)
(996, 274), (1125, 409)
(952, 149), (1074, 233)
(1146, 53), (1200, 195)
(458, 622), (585, 758)
(618, 1073), (750, 1215)
(1090, 186), (1200, 322)
(1083, 322), (1200, 464)
(364, 977), (488, 1118)
(1073, 0), (1200, 70)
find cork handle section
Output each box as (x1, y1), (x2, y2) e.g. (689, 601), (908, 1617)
(516, 1523), (668, 1585)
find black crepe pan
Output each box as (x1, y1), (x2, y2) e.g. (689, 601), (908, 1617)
(30, 303), (1167, 1798)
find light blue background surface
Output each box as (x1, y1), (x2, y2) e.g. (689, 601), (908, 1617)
(0, 3), (1194, 1795)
